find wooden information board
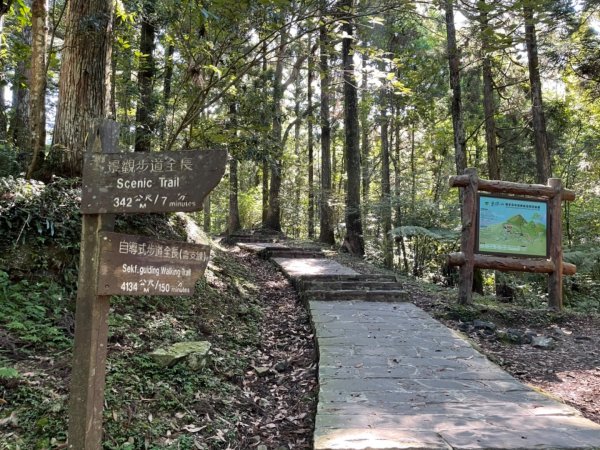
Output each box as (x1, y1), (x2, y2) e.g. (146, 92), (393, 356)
(97, 232), (210, 296)
(81, 149), (227, 213)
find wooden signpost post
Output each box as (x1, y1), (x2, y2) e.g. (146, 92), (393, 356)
(68, 121), (226, 449)
(448, 168), (576, 309)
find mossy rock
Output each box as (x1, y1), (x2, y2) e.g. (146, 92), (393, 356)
(149, 341), (211, 368)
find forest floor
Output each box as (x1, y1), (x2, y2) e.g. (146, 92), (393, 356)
(2, 234), (599, 449)
(332, 251), (600, 426)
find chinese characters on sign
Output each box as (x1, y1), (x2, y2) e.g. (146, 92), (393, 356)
(97, 232), (211, 296)
(477, 194), (549, 257)
(81, 149), (227, 213)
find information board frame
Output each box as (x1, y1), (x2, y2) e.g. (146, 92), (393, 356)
(476, 193), (550, 258)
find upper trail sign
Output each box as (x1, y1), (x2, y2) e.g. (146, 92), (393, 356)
(81, 149), (227, 213)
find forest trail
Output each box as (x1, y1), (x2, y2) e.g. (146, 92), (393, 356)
(235, 238), (600, 450)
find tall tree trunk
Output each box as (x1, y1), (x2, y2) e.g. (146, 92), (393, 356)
(360, 53), (370, 211)
(479, 0), (500, 180)
(27, 0), (48, 179)
(159, 44), (174, 150)
(380, 107), (392, 268)
(134, 0), (156, 153)
(293, 76), (302, 238)
(393, 120), (409, 273)
(444, 0), (467, 177)
(524, 3), (551, 183)
(260, 42), (269, 226)
(0, 12), (10, 144)
(319, 10), (335, 245)
(340, 0), (364, 256)
(49, 0), (114, 177)
(203, 196), (211, 232)
(265, 30), (288, 231)
(228, 102), (240, 234)
(262, 160), (269, 226)
(307, 35), (315, 239)
(10, 26), (30, 155)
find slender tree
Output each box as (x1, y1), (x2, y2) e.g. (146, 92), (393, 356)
(479, 0), (500, 180)
(444, 0), (467, 176)
(319, 4), (335, 245)
(307, 34), (316, 239)
(523, 0), (551, 183)
(340, 0), (364, 256)
(26, 0), (48, 178)
(380, 104), (392, 268)
(135, 0), (157, 152)
(228, 102), (241, 234)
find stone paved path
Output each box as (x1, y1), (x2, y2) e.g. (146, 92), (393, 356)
(239, 242), (600, 449)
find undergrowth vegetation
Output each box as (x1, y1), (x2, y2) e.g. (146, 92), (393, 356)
(0, 177), (315, 449)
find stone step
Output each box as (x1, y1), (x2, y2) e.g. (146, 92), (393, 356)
(304, 289), (409, 302)
(302, 280), (402, 291)
(262, 251), (324, 259)
(229, 235), (282, 243)
(296, 273), (397, 282)
(259, 247), (324, 259)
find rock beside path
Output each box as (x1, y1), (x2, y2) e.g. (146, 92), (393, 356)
(150, 341), (211, 368)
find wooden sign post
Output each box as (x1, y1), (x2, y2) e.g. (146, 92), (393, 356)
(67, 122), (118, 450)
(448, 168), (576, 309)
(68, 121), (226, 449)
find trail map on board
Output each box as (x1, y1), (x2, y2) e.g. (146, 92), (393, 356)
(477, 195), (548, 257)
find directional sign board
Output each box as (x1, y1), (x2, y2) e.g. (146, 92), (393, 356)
(81, 149), (227, 214)
(97, 232), (210, 296)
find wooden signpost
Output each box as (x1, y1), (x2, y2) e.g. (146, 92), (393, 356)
(448, 168), (576, 310)
(81, 150), (226, 213)
(68, 121), (226, 449)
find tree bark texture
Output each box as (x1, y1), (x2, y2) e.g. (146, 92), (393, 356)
(27, 0), (48, 178)
(360, 53), (370, 209)
(444, 0), (467, 177)
(135, 0), (156, 153)
(307, 36), (315, 239)
(265, 30), (288, 231)
(203, 195), (211, 232)
(319, 13), (335, 245)
(380, 109), (392, 268)
(50, 0), (114, 177)
(524, 3), (552, 184)
(159, 44), (174, 150)
(0, 14), (6, 144)
(340, 0), (364, 256)
(228, 102), (240, 234)
(479, 0), (500, 180)
(10, 32), (30, 154)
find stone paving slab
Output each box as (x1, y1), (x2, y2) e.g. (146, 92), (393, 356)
(309, 300), (600, 449)
(268, 254), (600, 449)
(272, 258), (358, 277)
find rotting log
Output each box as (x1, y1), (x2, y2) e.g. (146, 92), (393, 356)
(449, 175), (575, 201)
(448, 252), (576, 276)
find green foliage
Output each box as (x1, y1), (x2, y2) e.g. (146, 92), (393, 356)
(0, 177), (82, 289)
(0, 145), (24, 177)
(0, 270), (71, 351)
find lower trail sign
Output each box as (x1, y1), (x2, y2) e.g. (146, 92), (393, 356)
(97, 232), (210, 296)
